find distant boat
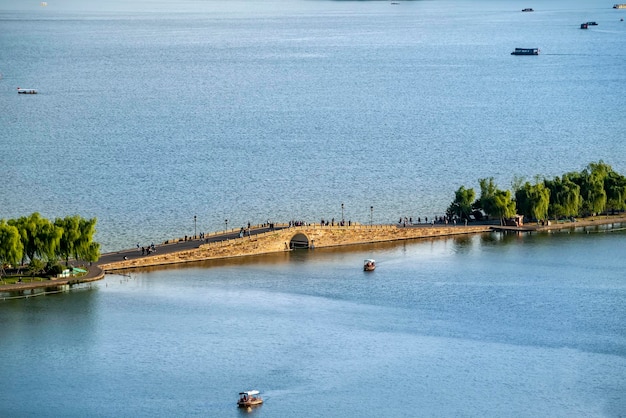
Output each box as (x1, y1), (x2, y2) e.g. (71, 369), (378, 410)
(580, 22), (588, 29)
(613, 4), (626, 9)
(587, 21), (598, 25)
(237, 390), (263, 408)
(522, 8), (534, 12)
(17, 87), (38, 94)
(510, 48), (539, 55)
(364, 259), (376, 271)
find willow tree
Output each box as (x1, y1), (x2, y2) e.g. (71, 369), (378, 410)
(515, 179), (550, 221)
(55, 215), (100, 264)
(475, 178), (516, 224)
(604, 169), (626, 212)
(8, 213), (63, 264)
(0, 221), (24, 276)
(493, 189), (517, 224)
(447, 186), (475, 220)
(475, 178), (498, 217)
(545, 176), (582, 219)
(566, 162), (609, 215)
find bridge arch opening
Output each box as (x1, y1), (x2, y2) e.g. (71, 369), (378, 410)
(289, 233), (310, 249)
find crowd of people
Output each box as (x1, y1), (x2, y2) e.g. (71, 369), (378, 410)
(396, 215), (468, 227)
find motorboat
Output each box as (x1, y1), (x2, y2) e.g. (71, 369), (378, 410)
(17, 87), (37, 94)
(522, 8), (534, 12)
(510, 48), (539, 55)
(364, 259), (376, 271)
(587, 21), (598, 25)
(237, 390), (263, 408)
(580, 22), (588, 29)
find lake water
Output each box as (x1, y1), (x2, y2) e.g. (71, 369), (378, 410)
(1, 227), (626, 417)
(1, 1), (626, 416)
(1, 0), (625, 251)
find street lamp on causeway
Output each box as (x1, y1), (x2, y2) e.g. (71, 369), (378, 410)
(370, 206), (373, 226)
(225, 219), (228, 231)
(194, 215), (197, 239)
(341, 203), (344, 223)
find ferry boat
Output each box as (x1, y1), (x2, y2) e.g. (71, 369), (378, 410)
(364, 259), (376, 271)
(613, 4), (626, 9)
(17, 87), (38, 94)
(587, 21), (598, 25)
(522, 8), (534, 12)
(237, 390), (263, 408)
(510, 48), (539, 55)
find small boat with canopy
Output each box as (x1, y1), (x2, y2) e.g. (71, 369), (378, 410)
(363, 259), (376, 271)
(237, 390), (263, 408)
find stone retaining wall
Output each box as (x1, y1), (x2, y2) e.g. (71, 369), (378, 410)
(100, 224), (491, 271)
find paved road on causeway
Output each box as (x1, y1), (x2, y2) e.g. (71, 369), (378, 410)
(96, 225), (289, 266)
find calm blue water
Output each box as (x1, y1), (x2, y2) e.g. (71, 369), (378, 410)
(1, 1), (626, 416)
(1, 229), (626, 417)
(1, 0), (625, 251)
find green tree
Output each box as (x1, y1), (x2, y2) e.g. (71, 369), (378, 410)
(493, 189), (517, 224)
(27, 259), (45, 277)
(515, 178), (550, 221)
(76, 217), (99, 262)
(0, 221), (24, 275)
(545, 175), (582, 219)
(605, 170), (626, 212)
(55, 215), (81, 264)
(8, 213), (62, 264)
(568, 161), (609, 215)
(9, 213), (40, 265)
(475, 178), (498, 217)
(84, 242), (100, 263)
(447, 186), (475, 220)
(34, 217), (63, 262)
(475, 178), (516, 224)
(55, 215), (99, 263)
(582, 172), (607, 215)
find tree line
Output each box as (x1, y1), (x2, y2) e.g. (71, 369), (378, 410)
(0, 213), (100, 276)
(447, 161), (626, 224)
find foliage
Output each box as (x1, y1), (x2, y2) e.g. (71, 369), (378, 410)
(8, 213), (62, 264)
(447, 186), (475, 219)
(604, 170), (626, 212)
(46, 263), (64, 276)
(492, 189), (517, 222)
(576, 162), (608, 215)
(450, 161), (626, 222)
(515, 179), (550, 221)
(0, 221), (24, 274)
(55, 215), (100, 263)
(27, 259), (45, 277)
(3, 213), (100, 269)
(544, 175), (582, 218)
(474, 178), (516, 223)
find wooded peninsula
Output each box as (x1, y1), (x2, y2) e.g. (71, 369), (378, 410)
(0, 214), (99, 278)
(447, 161), (626, 224)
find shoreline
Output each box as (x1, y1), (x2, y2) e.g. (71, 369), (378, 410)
(1, 215), (625, 295)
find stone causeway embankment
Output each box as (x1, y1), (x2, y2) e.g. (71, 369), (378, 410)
(99, 224), (491, 271)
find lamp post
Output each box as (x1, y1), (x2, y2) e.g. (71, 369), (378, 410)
(370, 206), (373, 226)
(194, 215), (197, 239)
(225, 219), (228, 231)
(341, 203), (344, 224)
